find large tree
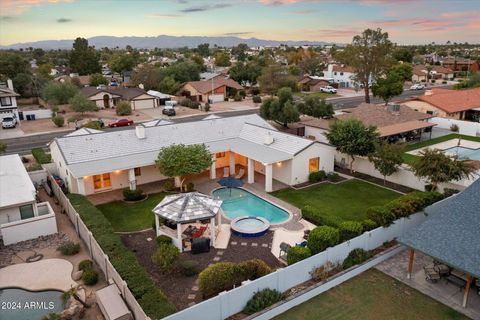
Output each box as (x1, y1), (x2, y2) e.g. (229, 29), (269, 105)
(297, 95), (334, 118)
(89, 73), (108, 87)
(371, 73), (404, 105)
(131, 64), (162, 90)
(156, 144), (212, 191)
(108, 53), (137, 73)
(325, 119), (379, 173)
(228, 62), (262, 86)
(336, 28), (394, 103)
(42, 81), (79, 105)
(214, 51), (231, 67)
(0, 52), (30, 79)
(258, 65), (298, 95)
(69, 93), (99, 114)
(260, 87), (300, 128)
(411, 149), (476, 191)
(69, 38), (101, 75)
(368, 142), (404, 185)
(231, 43), (249, 62)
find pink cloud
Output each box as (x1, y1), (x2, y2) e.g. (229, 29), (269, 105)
(0, 0), (73, 16)
(441, 11), (479, 18)
(372, 18), (451, 27)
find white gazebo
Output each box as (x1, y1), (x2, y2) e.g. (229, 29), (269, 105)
(152, 192), (223, 251)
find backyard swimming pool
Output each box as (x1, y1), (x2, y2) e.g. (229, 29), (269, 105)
(444, 146), (480, 160)
(0, 288), (64, 320)
(213, 187), (290, 224)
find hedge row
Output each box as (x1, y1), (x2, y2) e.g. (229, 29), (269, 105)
(32, 148), (51, 164)
(67, 194), (176, 319)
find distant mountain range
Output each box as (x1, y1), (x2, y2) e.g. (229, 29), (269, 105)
(0, 35), (333, 50)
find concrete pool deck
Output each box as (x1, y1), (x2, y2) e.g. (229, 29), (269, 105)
(0, 258), (80, 294)
(407, 138), (480, 156)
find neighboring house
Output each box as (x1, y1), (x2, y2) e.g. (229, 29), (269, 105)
(80, 86), (157, 110)
(403, 88), (480, 121)
(199, 72), (226, 81)
(0, 154), (56, 245)
(322, 64), (357, 88)
(49, 114), (335, 195)
(55, 74), (91, 86)
(298, 75), (331, 92)
(411, 65), (454, 83)
(301, 103), (435, 144)
(0, 79), (20, 120)
(441, 57), (479, 73)
(179, 78), (243, 103)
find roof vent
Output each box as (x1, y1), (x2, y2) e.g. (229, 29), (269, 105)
(264, 133), (274, 145)
(135, 125), (146, 139)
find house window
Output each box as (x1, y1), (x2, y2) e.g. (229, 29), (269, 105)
(340, 72), (344, 76)
(334, 72), (337, 76)
(426, 111), (434, 115)
(134, 167), (141, 176)
(0, 97), (12, 106)
(216, 152), (226, 158)
(93, 173), (111, 190)
(20, 204), (34, 220)
(309, 157), (320, 173)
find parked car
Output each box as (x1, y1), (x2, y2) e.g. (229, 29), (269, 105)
(108, 118), (134, 127)
(320, 86), (337, 94)
(2, 116), (17, 129)
(162, 106), (176, 116)
(410, 83), (425, 90)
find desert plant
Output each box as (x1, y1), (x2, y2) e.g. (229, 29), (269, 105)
(308, 170), (326, 183)
(61, 286), (89, 308)
(78, 259), (93, 271)
(338, 221), (363, 241)
(252, 95), (262, 103)
(179, 260), (199, 276)
(342, 248), (372, 269)
(116, 101), (132, 116)
(152, 244), (179, 273)
(204, 103), (211, 112)
(310, 261), (340, 282)
(186, 182), (195, 192)
(243, 288), (283, 315)
(287, 246), (311, 265)
(234, 92), (242, 101)
(163, 179), (175, 191)
(308, 226), (340, 255)
(52, 115), (65, 127)
(122, 188), (145, 201)
(57, 241), (80, 256)
(82, 120), (103, 130)
(82, 268), (99, 286)
(156, 235), (173, 246)
(450, 124), (459, 132)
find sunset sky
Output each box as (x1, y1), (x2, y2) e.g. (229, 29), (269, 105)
(0, 0), (479, 46)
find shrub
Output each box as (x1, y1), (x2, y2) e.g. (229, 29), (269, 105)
(450, 124), (459, 132)
(156, 235), (173, 246)
(338, 221), (363, 241)
(163, 179), (174, 191)
(179, 260), (199, 276)
(239, 259), (272, 280)
(122, 188), (145, 201)
(310, 261), (340, 282)
(239, 90), (246, 98)
(52, 115), (65, 127)
(386, 191), (443, 219)
(366, 206), (396, 227)
(82, 268), (99, 286)
(342, 248), (372, 269)
(287, 246), (311, 265)
(361, 219), (378, 232)
(431, 79), (436, 83)
(57, 241), (80, 256)
(116, 101), (132, 116)
(32, 148), (51, 164)
(308, 226), (340, 255)
(152, 244), (179, 273)
(252, 95), (262, 103)
(204, 103), (210, 112)
(82, 120), (102, 130)
(443, 188), (460, 197)
(308, 170), (326, 183)
(78, 259), (93, 271)
(327, 172), (340, 182)
(243, 289), (283, 315)
(186, 182), (194, 192)
(250, 87), (260, 95)
(234, 93), (242, 101)
(180, 98), (200, 109)
(67, 194), (176, 318)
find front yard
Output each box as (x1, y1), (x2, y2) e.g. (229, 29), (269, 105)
(271, 179), (401, 226)
(97, 192), (169, 232)
(294, 91), (338, 99)
(274, 269), (468, 320)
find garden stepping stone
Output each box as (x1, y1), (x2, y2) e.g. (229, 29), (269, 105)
(261, 243), (268, 247)
(241, 242), (247, 246)
(187, 294), (196, 300)
(192, 286), (198, 291)
(146, 237), (152, 242)
(251, 243), (258, 247)
(213, 256), (221, 262)
(231, 241), (237, 245)
(217, 251), (224, 256)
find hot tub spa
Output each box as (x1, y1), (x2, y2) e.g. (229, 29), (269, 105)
(230, 216), (270, 237)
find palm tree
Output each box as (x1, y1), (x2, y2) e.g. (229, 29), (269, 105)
(61, 285), (89, 309)
(411, 149), (477, 191)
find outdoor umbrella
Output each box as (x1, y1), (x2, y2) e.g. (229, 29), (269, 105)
(218, 176), (244, 188)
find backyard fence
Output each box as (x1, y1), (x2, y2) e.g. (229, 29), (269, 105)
(430, 117), (480, 136)
(48, 173), (150, 320)
(163, 211), (429, 320)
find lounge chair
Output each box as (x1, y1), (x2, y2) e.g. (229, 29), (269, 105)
(235, 168), (245, 179)
(223, 167), (230, 177)
(279, 242), (291, 257)
(193, 225), (207, 238)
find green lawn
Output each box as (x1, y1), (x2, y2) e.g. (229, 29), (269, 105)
(97, 192), (169, 232)
(271, 179), (401, 226)
(403, 134), (480, 165)
(294, 91), (338, 99)
(274, 269), (468, 320)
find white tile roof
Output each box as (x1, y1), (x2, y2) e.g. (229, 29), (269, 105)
(54, 114), (318, 177)
(0, 154), (36, 208)
(65, 128), (102, 136)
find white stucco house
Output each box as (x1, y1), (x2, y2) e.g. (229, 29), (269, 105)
(49, 114), (335, 195)
(322, 64), (357, 88)
(80, 86), (158, 110)
(0, 154), (57, 245)
(0, 79), (20, 120)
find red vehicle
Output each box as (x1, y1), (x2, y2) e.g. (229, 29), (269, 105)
(109, 118), (134, 127)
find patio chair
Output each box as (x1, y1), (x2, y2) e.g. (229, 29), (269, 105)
(279, 242), (291, 258)
(434, 264), (450, 277)
(223, 167), (230, 177)
(235, 168), (245, 179)
(424, 265), (440, 283)
(303, 229), (311, 240)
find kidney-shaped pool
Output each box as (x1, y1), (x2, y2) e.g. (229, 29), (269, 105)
(213, 187), (290, 224)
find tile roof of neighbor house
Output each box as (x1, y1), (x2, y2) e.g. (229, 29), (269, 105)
(413, 64), (454, 75)
(184, 78), (243, 94)
(0, 87), (20, 97)
(55, 75), (91, 86)
(0, 154), (36, 208)
(80, 86), (154, 100)
(416, 88), (480, 113)
(399, 179), (480, 278)
(331, 65), (356, 73)
(54, 114), (327, 177)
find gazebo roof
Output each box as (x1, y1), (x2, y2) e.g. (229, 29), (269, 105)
(399, 180), (480, 278)
(152, 192), (223, 224)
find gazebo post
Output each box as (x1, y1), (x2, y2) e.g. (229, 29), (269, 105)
(210, 217), (216, 247)
(177, 223), (183, 252)
(407, 249), (415, 279)
(463, 274), (472, 307)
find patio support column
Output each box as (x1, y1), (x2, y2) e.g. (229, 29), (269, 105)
(463, 274), (472, 307)
(407, 249), (415, 279)
(247, 158), (254, 184)
(77, 177), (86, 195)
(154, 215), (159, 236)
(265, 163), (273, 192)
(229, 152), (236, 176)
(210, 217), (216, 247)
(128, 168), (136, 190)
(210, 154), (216, 180)
(177, 223), (183, 252)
